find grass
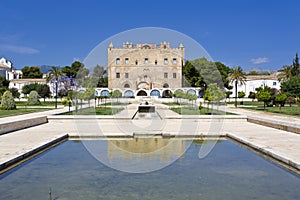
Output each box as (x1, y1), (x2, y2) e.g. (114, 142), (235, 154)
(163, 102), (192, 106)
(0, 108), (51, 118)
(99, 102), (131, 106)
(60, 107), (124, 115)
(228, 100), (300, 116)
(171, 106), (233, 115)
(243, 104), (300, 116)
(15, 101), (58, 107)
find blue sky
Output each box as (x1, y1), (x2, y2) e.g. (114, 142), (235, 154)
(0, 0), (299, 71)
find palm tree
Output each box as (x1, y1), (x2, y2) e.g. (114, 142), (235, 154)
(47, 66), (63, 108)
(278, 65), (292, 82)
(228, 66), (246, 108)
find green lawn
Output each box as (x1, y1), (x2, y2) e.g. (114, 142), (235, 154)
(99, 102), (131, 106)
(227, 100), (300, 116)
(15, 101), (58, 107)
(171, 106), (233, 115)
(163, 102), (192, 106)
(0, 108), (51, 118)
(243, 105), (300, 116)
(60, 107), (124, 115)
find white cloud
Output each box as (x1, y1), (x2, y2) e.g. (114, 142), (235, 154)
(0, 44), (39, 54)
(250, 57), (270, 64)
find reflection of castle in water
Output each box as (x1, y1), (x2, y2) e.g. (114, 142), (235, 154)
(107, 138), (185, 162)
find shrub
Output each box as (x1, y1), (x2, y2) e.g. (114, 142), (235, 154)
(248, 92), (256, 100)
(238, 91), (245, 98)
(275, 93), (287, 107)
(28, 90), (41, 105)
(286, 96), (296, 107)
(1, 91), (16, 110)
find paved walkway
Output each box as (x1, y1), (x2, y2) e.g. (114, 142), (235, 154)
(0, 103), (300, 173)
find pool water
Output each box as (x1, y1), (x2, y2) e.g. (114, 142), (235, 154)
(0, 139), (299, 200)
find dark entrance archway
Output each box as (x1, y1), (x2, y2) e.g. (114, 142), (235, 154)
(137, 90), (147, 96)
(162, 90), (173, 98)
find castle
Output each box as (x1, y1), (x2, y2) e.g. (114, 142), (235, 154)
(107, 42), (184, 97)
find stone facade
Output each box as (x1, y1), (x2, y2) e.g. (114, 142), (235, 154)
(108, 42), (184, 92)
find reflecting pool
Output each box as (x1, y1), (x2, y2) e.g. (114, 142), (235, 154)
(0, 139), (300, 200)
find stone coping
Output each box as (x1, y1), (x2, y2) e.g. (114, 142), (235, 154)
(0, 116), (48, 135)
(227, 133), (300, 173)
(47, 114), (248, 120)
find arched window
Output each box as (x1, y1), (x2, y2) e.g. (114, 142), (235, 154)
(116, 58), (120, 64)
(124, 83), (130, 88)
(163, 83), (169, 88)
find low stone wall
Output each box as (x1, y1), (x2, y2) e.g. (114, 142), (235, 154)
(248, 117), (300, 135)
(0, 116), (48, 135)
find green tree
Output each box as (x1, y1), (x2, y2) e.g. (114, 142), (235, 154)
(36, 84), (51, 102)
(28, 90), (40, 105)
(278, 65), (292, 82)
(275, 93), (287, 108)
(280, 76), (300, 97)
(214, 61), (232, 89)
(21, 66), (43, 78)
(21, 83), (38, 97)
(62, 61), (86, 78)
(248, 92), (256, 101)
(291, 53), (300, 76)
(47, 66), (63, 108)
(228, 66), (246, 108)
(1, 91), (16, 110)
(0, 76), (9, 88)
(286, 96), (296, 107)
(9, 88), (20, 98)
(238, 91), (245, 98)
(183, 61), (202, 87)
(204, 83), (225, 109)
(257, 90), (271, 110)
(93, 65), (108, 87)
(83, 88), (95, 107)
(110, 90), (122, 102)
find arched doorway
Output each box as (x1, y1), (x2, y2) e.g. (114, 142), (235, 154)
(124, 90), (134, 97)
(137, 90), (147, 96)
(100, 89), (110, 97)
(162, 90), (173, 98)
(150, 89), (161, 97)
(187, 89), (196, 95)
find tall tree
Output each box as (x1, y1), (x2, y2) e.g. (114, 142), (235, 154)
(228, 66), (246, 108)
(291, 53), (300, 76)
(21, 66), (43, 78)
(47, 66), (63, 108)
(36, 84), (51, 102)
(278, 65), (292, 82)
(183, 61), (202, 87)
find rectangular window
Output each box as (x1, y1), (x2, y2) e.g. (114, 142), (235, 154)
(125, 58), (129, 64)
(273, 82), (277, 86)
(116, 72), (120, 78)
(173, 58), (177, 64)
(164, 72), (168, 78)
(164, 58), (168, 65)
(155, 60), (157, 65)
(125, 73), (129, 78)
(116, 58), (120, 64)
(173, 73), (176, 78)
(144, 58), (148, 64)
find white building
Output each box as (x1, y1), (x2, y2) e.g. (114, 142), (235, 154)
(230, 74), (280, 97)
(9, 78), (47, 97)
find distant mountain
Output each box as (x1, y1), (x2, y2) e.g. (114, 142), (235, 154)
(39, 65), (53, 74)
